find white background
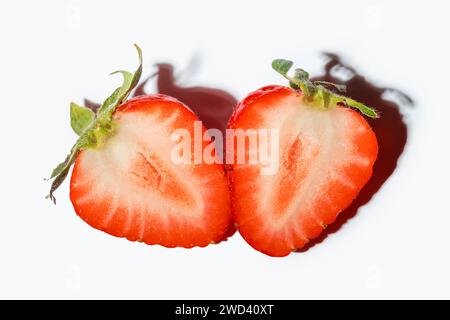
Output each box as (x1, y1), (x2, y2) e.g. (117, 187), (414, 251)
(0, 0), (449, 299)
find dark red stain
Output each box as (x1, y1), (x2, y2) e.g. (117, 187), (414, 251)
(134, 63), (236, 137)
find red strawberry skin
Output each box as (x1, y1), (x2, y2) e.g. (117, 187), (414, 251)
(228, 85), (378, 257)
(70, 95), (232, 248)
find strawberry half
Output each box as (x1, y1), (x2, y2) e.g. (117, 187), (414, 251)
(47, 45), (231, 248)
(228, 59), (378, 257)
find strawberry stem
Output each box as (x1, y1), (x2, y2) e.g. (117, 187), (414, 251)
(272, 59), (379, 118)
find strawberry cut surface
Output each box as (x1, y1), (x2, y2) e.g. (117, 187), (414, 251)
(70, 95), (231, 248)
(228, 86), (378, 257)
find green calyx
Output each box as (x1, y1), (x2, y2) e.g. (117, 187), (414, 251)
(46, 44), (143, 204)
(272, 59), (378, 118)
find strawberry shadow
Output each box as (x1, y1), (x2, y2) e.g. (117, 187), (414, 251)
(134, 63), (237, 136)
(298, 53), (414, 252)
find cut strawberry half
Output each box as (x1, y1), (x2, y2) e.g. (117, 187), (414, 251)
(71, 95), (231, 247)
(47, 46), (231, 248)
(228, 60), (378, 257)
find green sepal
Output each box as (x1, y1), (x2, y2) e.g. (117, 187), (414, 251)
(47, 44), (143, 203)
(314, 80), (347, 93)
(294, 68), (309, 81)
(46, 144), (82, 204)
(340, 96), (379, 118)
(272, 58), (379, 119)
(272, 59), (293, 76)
(97, 44), (142, 121)
(70, 102), (95, 136)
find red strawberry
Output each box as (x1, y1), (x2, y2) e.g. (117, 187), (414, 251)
(227, 59), (378, 257)
(47, 45), (231, 248)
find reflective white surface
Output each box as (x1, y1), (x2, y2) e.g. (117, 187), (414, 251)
(0, 0), (448, 299)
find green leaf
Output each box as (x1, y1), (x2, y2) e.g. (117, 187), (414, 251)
(343, 97), (379, 118)
(322, 89), (331, 109)
(130, 44), (143, 92)
(314, 81), (347, 93)
(289, 81), (300, 89)
(110, 70), (133, 97)
(46, 148), (78, 204)
(46, 136), (88, 203)
(272, 59), (293, 76)
(70, 102), (95, 136)
(47, 129), (98, 203)
(97, 44), (143, 119)
(294, 68), (310, 81)
(97, 87), (121, 119)
(49, 153), (71, 179)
